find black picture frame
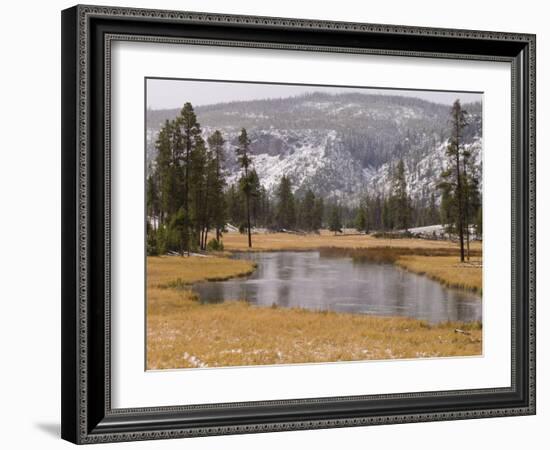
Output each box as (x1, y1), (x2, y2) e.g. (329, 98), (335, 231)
(61, 4), (536, 444)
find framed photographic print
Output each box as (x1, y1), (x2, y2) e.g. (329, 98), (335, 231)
(61, 4), (536, 444)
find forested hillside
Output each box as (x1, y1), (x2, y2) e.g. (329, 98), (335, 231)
(147, 92), (481, 204)
(146, 93), (482, 259)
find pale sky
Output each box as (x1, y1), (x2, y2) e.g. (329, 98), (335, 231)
(146, 78), (482, 110)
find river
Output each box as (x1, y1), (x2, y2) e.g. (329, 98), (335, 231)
(192, 251), (481, 324)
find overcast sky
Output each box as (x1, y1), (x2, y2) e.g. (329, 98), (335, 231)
(146, 78), (482, 110)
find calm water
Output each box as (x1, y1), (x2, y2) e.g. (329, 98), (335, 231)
(193, 251), (482, 324)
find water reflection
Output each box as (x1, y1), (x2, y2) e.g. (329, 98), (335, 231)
(192, 251), (482, 324)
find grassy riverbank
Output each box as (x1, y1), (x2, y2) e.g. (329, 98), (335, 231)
(396, 255), (482, 293)
(318, 246), (482, 293)
(146, 254), (482, 370)
(147, 255), (256, 288)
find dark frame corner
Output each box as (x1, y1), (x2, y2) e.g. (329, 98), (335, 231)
(61, 4), (536, 444)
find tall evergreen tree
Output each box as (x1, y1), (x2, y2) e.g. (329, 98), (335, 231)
(146, 169), (160, 231)
(355, 207), (367, 233)
(176, 102), (202, 255)
(313, 197), (324, 231)
(438, 99), (468, 262)
(168, 208), (187, 255)
(391, 159), (411, 230)
(247, 169), (261, 227)
(329, 203), (343, 235)
(382, 197), (393, 231)
(470, 181), (482, 241)
(300, 189), (316, 231)
(207, 130), (227, 242)
(462, 146), (472, 259)
(439, 187), (454, 238)
(370, 194), (383, 231)
(276, 175), (296, 230)
(256, 185), (273, 229)
(355, 197), (369, 233)
(189, 133), (208, 250)
(475, 205), (483, 238)
(154, 120), (175, 225)
(226, 184), (243, 228)
(461, 146), (482, 257)
(236, 128), (253, 248)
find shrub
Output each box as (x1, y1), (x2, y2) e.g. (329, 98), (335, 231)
(206, 238), (224, 252)
(147, 228), (159, 256)
(156, 224), (167, 255)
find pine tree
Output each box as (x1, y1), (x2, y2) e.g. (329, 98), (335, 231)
(175, 102), (202, 255)
(382, 197), (393, 231)
(461, 146), (482, 257)
(329, 203), (343, 235)
(257, 185), (273, 229)
(355, 197), (369, 233)
(313, 197), (324, 231)
(201, 146), (218, 250)
(276, 175), (296, 230)
(226, 184), (243, 228)
(169, 208), (187, 255)
(154, 120), (175, 226)
(189, 133), (207, 251)
(439, 186), (454, 238)
(438, 99), (468, 262)
(207, 130), (227, 242)
(475, 205), (483, 238)
(236, 128), (253, 248)
(146, 221), (158, 256)
(146, 170), (159, 231)
(248, 169), (261, 227)
(370, 194), (382, 231)
(462, 147), (472, 259)
(470, 175), (482, 241)
(300, 189), (316, 231)
(391, 159), (411, 230)
(355, 208), (366, 233)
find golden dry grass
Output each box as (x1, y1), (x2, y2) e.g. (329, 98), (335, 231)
(396, 255), (482, 293)
(146, 255), (482, 370)
(147, 255), (256, 288)
(223, 230), (482, 253)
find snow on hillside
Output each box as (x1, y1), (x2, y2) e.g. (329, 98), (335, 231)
(366, 138), (482, 201)
(146, 92), (482, 206)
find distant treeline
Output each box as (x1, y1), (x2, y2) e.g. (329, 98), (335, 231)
(146, 100), (481, 258)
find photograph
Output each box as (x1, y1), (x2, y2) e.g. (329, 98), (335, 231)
(145, 79), (484, 370)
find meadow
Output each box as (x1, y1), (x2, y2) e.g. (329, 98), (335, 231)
(222, 230), (483, 252)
